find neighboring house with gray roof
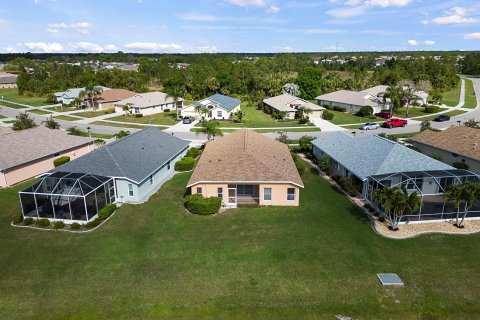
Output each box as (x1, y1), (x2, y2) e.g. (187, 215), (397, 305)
(0, 73), (18, 88)
(52, 127), (190, 204)
(114, 92), (184, 116)
(181, 93), (241, 120)
(315, 89), (388, 114)
(263, 93), (325, 119)
(54, 86), (110, 105)
(311, 132), (480, 223)
(0, 126), (94, 188)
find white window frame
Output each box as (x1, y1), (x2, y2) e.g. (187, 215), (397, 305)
(128, 183), (134, 197)
(216, 110), (222, 118)
(287, 188), (295, 201)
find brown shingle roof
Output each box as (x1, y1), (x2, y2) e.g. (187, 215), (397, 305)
(0, 126), (93, 170)
(187, 129), (304, 187)
(96, 89), (136, 102)
(412, 126), (480, 161)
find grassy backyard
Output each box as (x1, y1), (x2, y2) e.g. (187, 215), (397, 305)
(1, 168), (480, 319)
(0, 88), (50, 107)
(195, 105), (314, 128)
(106, 112), (178, 126)
(441, 80), (461, 107)
(464, 79), (477, 109)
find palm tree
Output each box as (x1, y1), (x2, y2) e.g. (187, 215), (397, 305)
(197, 120), (223, 140)
(373, 187), (421, 230)
(80, 85), (103, 110)
(44, 116), (60, 129)
(233, 109), (245, 123)
(384, 85), (403, 114)
(165, 85), (185, 120)
(296, 106), (312, 121)
(444, 183), (465, 227)
(402, 83), (417, 117)
(445, 182), (480, 228)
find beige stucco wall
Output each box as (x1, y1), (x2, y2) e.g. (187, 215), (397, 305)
(0, 84), (17, 89)
(412, 142), (480, 174)
(190, 182), (300, 207)
(0, 144), (92, 188)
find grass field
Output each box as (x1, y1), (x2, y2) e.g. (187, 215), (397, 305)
(45, 105), (77, 113)
(91, 121), (146, 129)
(75, 109), (117, 118)
(107, 112), (177, 126)
(195, 105), (314, 128)
(327, 110), (384, 125)
(415, 109), (469, 121)
(28, 109), (52, 115)
(464, 79), (477, 109)
(1, 168), (480, 319)
(54, 115), (83, 121)
(441, 80), (461, 107)
(0, 88), (50, 107)
(191, 127), (321, 133)
(394, 106), (447, 118)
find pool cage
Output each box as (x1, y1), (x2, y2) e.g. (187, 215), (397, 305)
(366, 169), (480, 222)
(19, 172), (115, 222)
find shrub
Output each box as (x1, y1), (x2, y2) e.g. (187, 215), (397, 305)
(175, 157), (195, 171)
(85, 218), (101, 229)
(358, 105), (374, 117)
(35, 219), (51, 228)
(338, 177), (358, 197)
(52, 221), (65, 229)
(98, 204), (117, 220)
(322, 104), (332, 110)
(186, 147), (203, 159)
(164, 108), (170, 112)
(185, 194), (221, 215)
(366, 115), (377, 119)
(134, 114), (143, 118)
(23, 217), (33, 225)
(453, 162), (469, 170)
(322, 110), (334, 120)
(424, 105), (439, 113)
(333, 106), (347, 112)
(364, 203), (372, 210)
(53, 156), (70, 167)
(13, 214), (23, 224)
(70, 222), (81, 230)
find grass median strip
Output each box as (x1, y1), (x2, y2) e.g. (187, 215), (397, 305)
(441, 80), (461, 107)
(464, 79), (477, 109)
(28, 109), (52, 115)
(54, 115), (83, 121)
(91, 121), (147, 129)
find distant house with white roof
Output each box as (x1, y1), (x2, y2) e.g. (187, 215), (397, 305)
(181, 93), (241, 120)
(114, 92), (184, 116)
(263, 93), (325, 119)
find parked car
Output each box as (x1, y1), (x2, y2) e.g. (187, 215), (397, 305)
(433, 115), (451, 122)
(383, 118), (407, 128)
(375, 111), (392, 119)
(360, 122), (380, 130)
(182, 116), (194, 124)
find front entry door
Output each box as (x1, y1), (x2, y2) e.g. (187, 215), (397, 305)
(228, 188), (237, 207)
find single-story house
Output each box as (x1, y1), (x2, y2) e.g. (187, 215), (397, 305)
(0, 126), (94, 188)
(315, 89), (388, 114)
(187, 129), (304, 207)
(312, 132), (480, 222)
(92, 89), (136, 110)
(411, 126), (480, 174)
(114, 92), (184, 116)
(262, 93), (325, 119)
(54, 86), (110, 105)
(0, 73), (18, 88)
(365, 85), (429, 105)
(19, 127), (190, 223)
(181, 94), (241, 120)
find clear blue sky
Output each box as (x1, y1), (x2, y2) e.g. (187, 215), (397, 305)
(1, 0), (479, 53)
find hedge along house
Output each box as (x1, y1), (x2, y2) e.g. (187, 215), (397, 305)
(180, 93), (241, 120)
(187, 129), (304, 207)
(311, 132), (480, 223)
(0, 126), (94, 188)
(19, 127), (190, 223)
(114, 92), (184, 116)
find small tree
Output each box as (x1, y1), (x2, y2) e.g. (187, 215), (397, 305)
(296, 106), (312, 121)
(275, 131), (288, 144)
(464, 118), (480, 129)
(12, 112), (36, 131)
(233, 109), (245, 123)
(44, 116), (60, 130)
(122, 105), (130, 116)
(444, 182), (480, 228)
(420, 120), (432, 132)
(358, 105), (374, 117)
(67, 126), (86, 136)
(373, 187), (421, 230)
(318, 156), (333, 175)
(299, 135), (314, 152)
(198, 120), (222, 140)
(114, 130), (130, 139)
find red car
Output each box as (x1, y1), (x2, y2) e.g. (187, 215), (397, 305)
(375, 111), (392, 119)
(383, 118), (407, 128)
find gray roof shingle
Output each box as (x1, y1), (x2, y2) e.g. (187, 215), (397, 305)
(195, 94), (241, 112)
(54, 127), (190, 183)
(312, 132), (454, 180)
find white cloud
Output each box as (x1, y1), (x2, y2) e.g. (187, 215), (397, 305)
(3, 47), (16, 53)
(364, 0), (411, 7)
(281, 46), (294, 52)
(124, 42), (183, 52)
(104, 44), (118, 51)
(421, 19), (428, 25)
(70, 22), (94, 34)
(224, 0), (267, 7)
(432, 7), (477, 25)
(24, 42), (64, 52)
(407, 39), (417, 45)
(179, 13), (220, 21)
(46, 28), (60, 34)
(198, 46), (219, 53)
(33, 0), (39, 3)
(327, 6), (367, 17)
(267, 5), (280, 13)
(68, 42), (104, 53)
(424, 40), (435, 45)
(465, 32), (480, 39)
(48, 23), (68, 29)
(327, 0), (411, 17)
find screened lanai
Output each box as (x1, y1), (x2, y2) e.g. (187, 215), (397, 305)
(366, 169), (480, 222)
(19, 172), (115, 222)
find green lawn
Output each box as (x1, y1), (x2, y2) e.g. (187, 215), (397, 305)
(191, 127), (321, 133)
(107, 112), (177, 126)
(45, 105), (77, 113)
(74, 109), (117, 118)
(1, 168), (480, 319)
(90, 132), (115, 139)
(195, 105), (314, 128)
(28, 109), (52, 115)
(441, 80), (461, 107)
(91, 121), (147, 129)
(54, 115), (82, 121)
(414, 109), (469, 121)
(394, 106), (447, 118)
(0, 88), (50, 107)
(0, 114), (6, 119)
(464, 79), (478, 109)
(328, 110), (384, 125)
